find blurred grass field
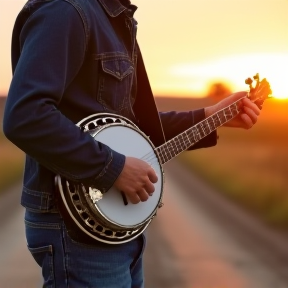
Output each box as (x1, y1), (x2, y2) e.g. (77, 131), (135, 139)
(0, 96), (287, 227)
(179, 129), (288, 227)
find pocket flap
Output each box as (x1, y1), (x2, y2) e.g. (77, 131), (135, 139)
(102, 59), (134, 80)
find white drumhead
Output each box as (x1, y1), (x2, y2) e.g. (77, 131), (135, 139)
(93, 125), (163, 227)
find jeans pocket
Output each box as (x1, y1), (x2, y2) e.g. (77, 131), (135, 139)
(28, 245), (55, 288)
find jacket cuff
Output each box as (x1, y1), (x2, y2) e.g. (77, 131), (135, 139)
(90, 148), (126, 193)
(188, 108), (218, 150)
(191, 108), (206, 123)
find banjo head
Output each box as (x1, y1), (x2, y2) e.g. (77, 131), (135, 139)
(93, 124), (164, 228)
(57, 113), (164, 244)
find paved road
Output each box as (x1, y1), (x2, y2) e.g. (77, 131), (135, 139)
(0, 161), (287, 287)
(144, 161), (288, 288)
(0, 183), (40, 288)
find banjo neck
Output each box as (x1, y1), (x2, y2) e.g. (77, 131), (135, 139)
(155, 99), (241, 165)
(55, 74), (271, 245)
(155, 73), (272, 165)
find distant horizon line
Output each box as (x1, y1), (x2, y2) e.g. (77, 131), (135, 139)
(0, 94), (209, 99)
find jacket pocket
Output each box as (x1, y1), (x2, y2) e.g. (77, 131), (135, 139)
(97, 56), (134, 113)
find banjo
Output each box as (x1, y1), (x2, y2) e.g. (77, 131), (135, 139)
(56, 74), (272, 244)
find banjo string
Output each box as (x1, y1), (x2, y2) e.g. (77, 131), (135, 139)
(140, 135), (193, 165)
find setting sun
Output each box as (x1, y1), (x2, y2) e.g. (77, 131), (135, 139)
(134, 0), (288, 99)
(1, 0), (288, 99)
(169, 53), (288, 99)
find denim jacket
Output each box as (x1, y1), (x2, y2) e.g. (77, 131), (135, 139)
(3, 0), (217, 213)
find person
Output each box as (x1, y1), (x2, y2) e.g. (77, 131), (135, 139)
(3, 0), (261, 287)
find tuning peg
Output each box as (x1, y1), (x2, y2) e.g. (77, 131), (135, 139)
(254, 98), (264, 110)
(253, 73), (259, 81)
(245, 78), (253, 85)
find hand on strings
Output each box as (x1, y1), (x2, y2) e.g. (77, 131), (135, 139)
(114, 156), (158, 204)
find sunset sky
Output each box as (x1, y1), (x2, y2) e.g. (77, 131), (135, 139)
(1, 0), (288, 98)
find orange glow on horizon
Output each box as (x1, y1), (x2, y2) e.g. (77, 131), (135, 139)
(1, 0), (288, 101)
(160, 53), (288, 99)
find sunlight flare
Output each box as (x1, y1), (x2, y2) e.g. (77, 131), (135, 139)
(170, 53), (288, 99)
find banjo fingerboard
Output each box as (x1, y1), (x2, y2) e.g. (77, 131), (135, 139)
(156, 101), (241, 165)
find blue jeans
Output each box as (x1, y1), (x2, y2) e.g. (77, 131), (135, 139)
(24, 210), (145, 288)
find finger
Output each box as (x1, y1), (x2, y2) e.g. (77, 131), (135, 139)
(243, 107), (258, 124)
(145, 180), (155, 195)
(137, 189), (149, 202)
(127, 192), (141, 204)
(254, 99), (264, 110)
(240, 113), (254, 129)
(147, 168), (158, 184)
(242, 98), (261, 115)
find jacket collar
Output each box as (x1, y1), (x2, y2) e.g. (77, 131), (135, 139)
(98, 0), (128, 17)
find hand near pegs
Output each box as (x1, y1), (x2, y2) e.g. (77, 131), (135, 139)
(254, 99), (264, 110)
(245, 73), (272, 109)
